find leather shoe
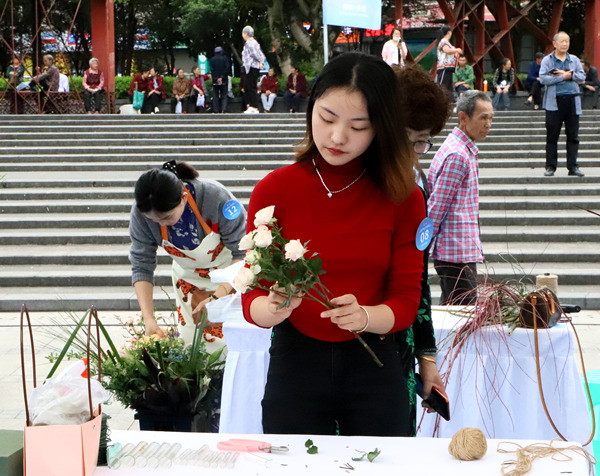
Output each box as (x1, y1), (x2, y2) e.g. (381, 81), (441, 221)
(544, 167), (555, 177)
(568, 167), (585, 177)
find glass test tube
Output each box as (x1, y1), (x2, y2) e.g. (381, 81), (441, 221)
(119, 441), (149, 469)
(159, 442), (182, 468)
(146, 442), (173, 469)
(108, 443), (134, 469)
(135, 441), (160, 467)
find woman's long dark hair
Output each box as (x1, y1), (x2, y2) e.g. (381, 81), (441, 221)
(296, 52), (415, 203)
(134, 161), (199, 213)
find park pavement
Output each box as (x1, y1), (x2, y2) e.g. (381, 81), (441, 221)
(1, 309), (600, 433)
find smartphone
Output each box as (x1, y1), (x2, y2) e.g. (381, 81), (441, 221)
(549, 68), (559, 74)
(415, 373), (450, 421)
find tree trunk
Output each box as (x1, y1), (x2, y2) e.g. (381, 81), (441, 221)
(267, 0), (292, 75)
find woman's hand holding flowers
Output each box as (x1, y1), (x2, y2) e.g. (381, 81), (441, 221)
(320, 294), (368, 332)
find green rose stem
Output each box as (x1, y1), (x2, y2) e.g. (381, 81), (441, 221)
(253, 283), (384, 368)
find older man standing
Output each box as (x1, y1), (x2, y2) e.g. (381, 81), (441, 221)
(540, 31), (586, 177)
(428, 90), (493, 305)
(241, 25), (265, 114)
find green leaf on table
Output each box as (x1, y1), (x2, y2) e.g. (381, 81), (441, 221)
(352, 448), (381, 462)
(367, 449), (381, 462)
(305, 439), (318, 454)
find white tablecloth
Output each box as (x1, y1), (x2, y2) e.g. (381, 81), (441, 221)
(417, 309), (592, 447)
(95, 430), (592, 475)
(219, 320), (271, 434)
(217, 308), (592, 446)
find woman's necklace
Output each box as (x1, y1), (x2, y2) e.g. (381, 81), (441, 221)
(312, 158), (366, 198)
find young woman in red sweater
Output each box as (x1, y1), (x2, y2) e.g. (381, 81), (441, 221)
(242, 52), (426, 436)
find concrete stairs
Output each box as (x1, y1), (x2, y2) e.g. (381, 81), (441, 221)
(0, 111), (599, 312)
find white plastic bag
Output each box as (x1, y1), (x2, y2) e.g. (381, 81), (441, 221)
(196, 94), (205, 107)
(175, 100), (182, 114)
(29, 360), (110, 426)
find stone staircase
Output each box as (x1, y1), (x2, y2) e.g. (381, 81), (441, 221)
(1, 111), (599, 312)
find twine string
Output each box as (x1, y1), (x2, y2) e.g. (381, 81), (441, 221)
(497, 439), (596, 476)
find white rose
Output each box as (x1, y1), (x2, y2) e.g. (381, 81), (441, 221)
(233, 266), (256, 293)
(254, 205), (276, 228)
(238, 231), (255, 251)
(284, 240), (306, 262)
(245, 250), (260, 265)
(250, 264), (262, 275)
(254, 228), (273, 248)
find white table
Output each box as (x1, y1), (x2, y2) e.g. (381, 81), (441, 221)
(95, 430), (592, 475)
(217, 307), (592, 447)
(417, 309), (592, 447)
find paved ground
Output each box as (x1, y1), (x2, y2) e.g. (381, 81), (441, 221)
(1, 309), (599, 433)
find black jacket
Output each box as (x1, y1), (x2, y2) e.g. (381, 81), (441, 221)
(209, 54), (231, 82)
(585, 66), (600, 87)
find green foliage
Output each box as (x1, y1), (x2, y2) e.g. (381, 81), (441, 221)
(352, 448), (381, 463)
(305, 439), (318, 454)
(102, 315), (225, 417)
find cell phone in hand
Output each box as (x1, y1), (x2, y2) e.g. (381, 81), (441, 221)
(549, 68), (559, 75)
(415, 373), (450, 421)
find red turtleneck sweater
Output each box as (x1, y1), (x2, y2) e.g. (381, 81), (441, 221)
(242, 156), (425, 342)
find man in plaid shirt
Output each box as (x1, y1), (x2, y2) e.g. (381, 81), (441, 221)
(428, 90), (493, 305)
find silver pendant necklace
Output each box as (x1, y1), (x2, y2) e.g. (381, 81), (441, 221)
(312, 158), (366, 198)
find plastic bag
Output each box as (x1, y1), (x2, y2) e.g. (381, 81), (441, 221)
(196, 94), (205, 107)
(29, 360), (110, 426)
(175, 100), (182, 114)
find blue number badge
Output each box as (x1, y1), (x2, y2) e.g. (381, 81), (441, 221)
(222, 200), (242, 220)
(416, 217), (434, 251)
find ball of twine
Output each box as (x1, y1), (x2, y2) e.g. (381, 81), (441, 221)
(448, 427), (488, 461)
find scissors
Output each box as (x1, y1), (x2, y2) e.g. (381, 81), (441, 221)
(217, 439), (289, 453)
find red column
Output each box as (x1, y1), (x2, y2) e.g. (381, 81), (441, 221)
(585, 0), (600, 67)
(474, 2), (485, 89)
(91, 0), (115, 113)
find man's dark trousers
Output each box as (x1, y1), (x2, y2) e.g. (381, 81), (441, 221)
(433, 260), (478, 306)
(545, 94), (579, 172)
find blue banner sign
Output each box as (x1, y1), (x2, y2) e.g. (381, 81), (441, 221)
(323, 0), (382, 30)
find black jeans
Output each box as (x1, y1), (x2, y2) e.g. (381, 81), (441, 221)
(262, 320), (411, 436)
(580, 84), (599, 109)
(170, 96), (189, 113)
(212, 82), (228, 113)
(283, 90), (303, 112)
(242, 67), (260, 109)
(142, 92), (162, 114)
(436, 67), (455, 97)
(525, 79), (543, 106)
(545, 95), (579, 171)
(433, 260), (478, 306)
(83, 90), (103, 112)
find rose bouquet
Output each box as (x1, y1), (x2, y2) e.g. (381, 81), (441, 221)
(234, 206), (383, 367)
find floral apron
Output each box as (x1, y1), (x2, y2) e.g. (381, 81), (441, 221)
(161, 190), (233, 344)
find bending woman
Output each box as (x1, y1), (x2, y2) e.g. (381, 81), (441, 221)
(242, 52), (426, 437)
(129, 161), (246, 342)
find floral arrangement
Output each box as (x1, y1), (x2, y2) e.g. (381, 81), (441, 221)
(101, 313), (224, 418)
(234, 206), (383, 367)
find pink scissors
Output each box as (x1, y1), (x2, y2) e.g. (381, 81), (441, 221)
(217, 439), (289, 453)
